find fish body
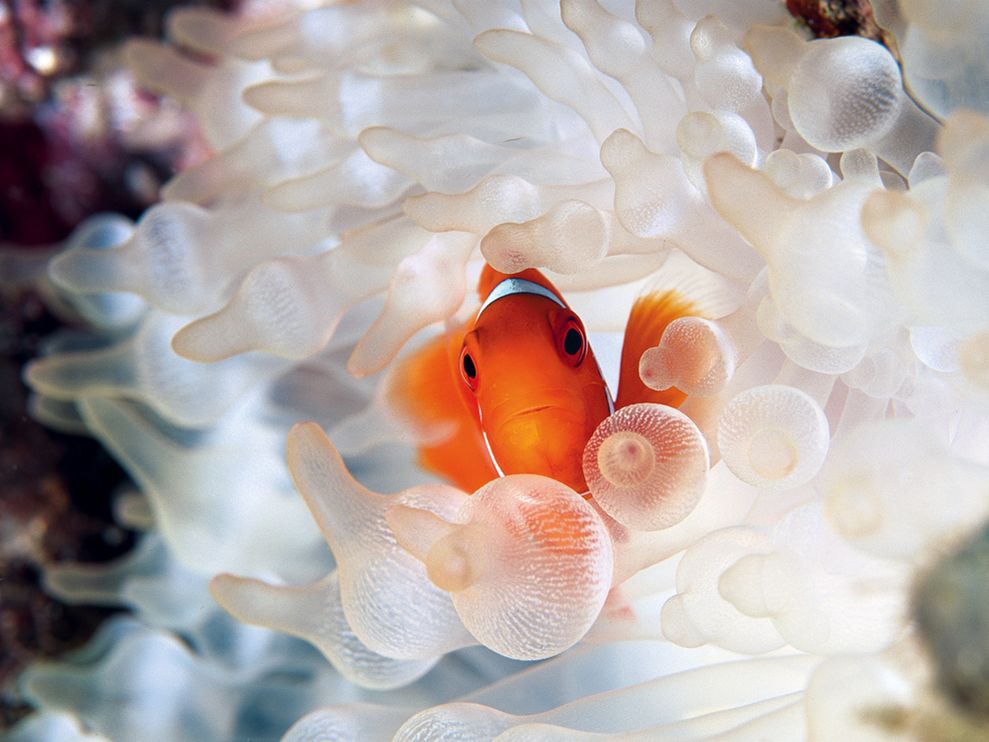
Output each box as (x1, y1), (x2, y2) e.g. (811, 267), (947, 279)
(390, 263), (702, 493)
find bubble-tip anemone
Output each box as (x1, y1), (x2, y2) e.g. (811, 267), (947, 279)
(6, 0), (989, 740)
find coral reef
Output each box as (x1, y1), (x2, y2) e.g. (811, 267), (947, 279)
(3, 0), (989, 740)
(0, 282), (132, 730)
(0, 0), (237, 244)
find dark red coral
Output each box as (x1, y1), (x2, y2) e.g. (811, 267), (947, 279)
(786, 0), (890, 44)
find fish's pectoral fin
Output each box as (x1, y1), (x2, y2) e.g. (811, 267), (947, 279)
(386, 326), (498, 491)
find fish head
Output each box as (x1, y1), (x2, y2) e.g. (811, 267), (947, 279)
(459, 278), (612, 492)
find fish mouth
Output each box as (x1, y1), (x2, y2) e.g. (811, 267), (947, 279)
(515, 404), (555, 417)
(489, 394), (579, 424)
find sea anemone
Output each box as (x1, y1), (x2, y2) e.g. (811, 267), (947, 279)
(5, 1), (989, 740)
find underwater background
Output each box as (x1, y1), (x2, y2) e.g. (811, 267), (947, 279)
(2, 1), (989, 740)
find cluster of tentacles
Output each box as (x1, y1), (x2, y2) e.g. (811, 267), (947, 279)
(5, 1), (989, 740)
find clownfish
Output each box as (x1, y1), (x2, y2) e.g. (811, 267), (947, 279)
(389, 262), (702, 493)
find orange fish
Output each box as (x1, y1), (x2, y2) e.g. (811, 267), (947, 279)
(389, 264), (700, 493)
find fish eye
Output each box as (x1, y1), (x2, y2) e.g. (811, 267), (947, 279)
(558, 317), (586, 366)
(461, 347), (479, 390)
(564, 328), (583, 356)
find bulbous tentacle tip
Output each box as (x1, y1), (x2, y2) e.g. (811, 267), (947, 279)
(346, 231), (473, 378)
(788, 37), (903, 153)
(640, 316), (736, 396)
(702, 149), (742, 177)
(286, 420), (333, 460)
(173, 254), (339, 363)
(346, 342), (386, 379)
(599, 128), (645, 172)
(170, 319), (234, 363)
(47, 250), (84, 292)
(583, 403), (709, 531)
(480, 200), (609, 275)
(401, 475), (616, 660)
(207, 573), (246, 613)
(678, 111), (757, 169)
(242, 77), (329, 118)
(717, 384), (830, 491)
(704, 151), (776, 196)
(705, 153), (806, 270)
(861, 189), (928, 259)
(48, 243), (130, 296)
(386, 504), (459, 566)
(262, 177), (319, 213)
(426, 532), (477, 594)
(638, 345), (673, 391)
(717, 553), (771, 618)
(285, 421), (351, 515)
(207, 572), (315, 637)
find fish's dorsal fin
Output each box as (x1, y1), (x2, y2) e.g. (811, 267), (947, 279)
(614, 250), (743, 409)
